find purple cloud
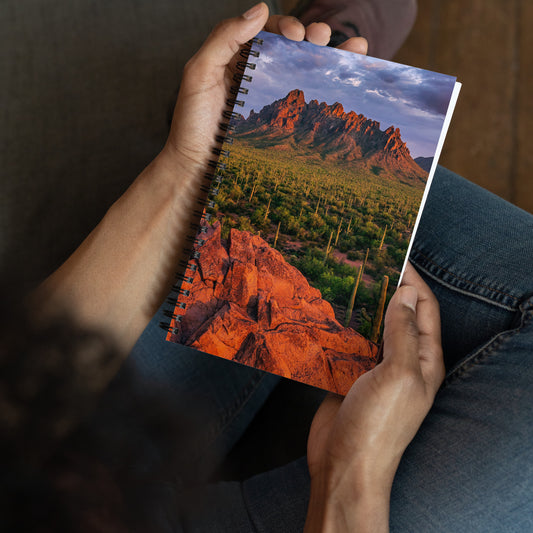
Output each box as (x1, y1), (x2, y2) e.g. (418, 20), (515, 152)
(238, 31), (457, 158)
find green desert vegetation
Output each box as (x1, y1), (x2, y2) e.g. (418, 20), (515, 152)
(211, 140), (424, 342)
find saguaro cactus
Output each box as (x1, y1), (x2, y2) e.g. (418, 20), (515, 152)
(249, 181), (258, 201)
(344, 247), (369, 327)
(371, 275), (389, 342)
(334, 219), (343, 246)
(323, 230), (334, 263)
(273, 220), (281, 248)
(263, 197), (272, 223)
(379, 224), (388, 250)
(345, 266), (362, 328)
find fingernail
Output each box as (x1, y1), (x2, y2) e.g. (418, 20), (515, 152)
(243, 2), (263, 19)
(400, 286), (418, 313)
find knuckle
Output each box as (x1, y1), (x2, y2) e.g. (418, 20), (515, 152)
(388, 361), (419, 385)
(399, 366), (422, 388)
(213, 18), (232, 34)
(403, 314), (420, 339)
(183, 55), (197, 74)
(425, 287), (440, 312)
(385, 311), (419, 341)
(380, 361), (424, 398)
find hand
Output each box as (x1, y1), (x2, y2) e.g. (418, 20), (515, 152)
(163, 2), (367, 178)
(305, 263), (444, 533)
(36, 4), (367, 357)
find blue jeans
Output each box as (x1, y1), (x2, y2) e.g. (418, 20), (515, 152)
(128, 166), (533, 531)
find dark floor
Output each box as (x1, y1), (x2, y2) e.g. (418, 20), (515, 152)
(282, 0), (533, 213)
(395, 0), (532, 214)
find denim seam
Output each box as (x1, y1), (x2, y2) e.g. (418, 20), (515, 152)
(442, 306), (533, 387)
(241, 481), (260, 533)
(411, 247), (520, 311)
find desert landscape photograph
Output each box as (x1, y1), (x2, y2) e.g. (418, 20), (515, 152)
(168, 31), (456, 393)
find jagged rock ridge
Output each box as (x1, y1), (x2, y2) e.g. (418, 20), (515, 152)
(234, 89), (427, 185)
(171, 221), (378, 395)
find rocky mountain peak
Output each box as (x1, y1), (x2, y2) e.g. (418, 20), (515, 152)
(328, 101), (345, 117)
(235, 90), (427, 184)
(285, 88), (306, 106)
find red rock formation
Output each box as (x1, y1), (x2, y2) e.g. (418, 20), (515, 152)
(234, 89), (427, 185)
(170, 222), (378, 395)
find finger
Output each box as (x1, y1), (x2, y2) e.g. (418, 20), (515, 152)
(265, 15), (305, 41)
(383, 284), (420, 372)
(401, 263), (444, 391)
(401, 263), (440, 341)
(305, 22), (331, 46)
(336, 36), (368, 55)
(188, 2), (269, 76)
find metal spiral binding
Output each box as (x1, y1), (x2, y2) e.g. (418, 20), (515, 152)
(160, 35), (263, 336)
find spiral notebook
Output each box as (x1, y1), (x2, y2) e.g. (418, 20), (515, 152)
(162, 31), (461, 395)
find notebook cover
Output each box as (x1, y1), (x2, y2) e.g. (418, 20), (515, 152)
(165, 30), (460, 395)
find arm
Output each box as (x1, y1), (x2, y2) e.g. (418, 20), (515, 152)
(305, 263), (445, 532)
(34, 3), (367, 358)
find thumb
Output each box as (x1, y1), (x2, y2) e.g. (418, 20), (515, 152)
(188, 2), (269, 77)
(382, 285), (420, 370)
(383, 277), (444, 396)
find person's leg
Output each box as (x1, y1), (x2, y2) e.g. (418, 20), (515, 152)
(411, 166), (533, 369)
(388, 167), (533, 531)
(173, 457), (310, 532)
(178, 166), (533, 532)
(111, 304), (279, 483)
(102, 166), (531, 531)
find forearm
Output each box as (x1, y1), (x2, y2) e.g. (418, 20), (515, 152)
(35, 149), (199, 355)
(32, 3), (324, 358)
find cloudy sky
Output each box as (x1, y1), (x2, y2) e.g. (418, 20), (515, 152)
(239, 31), (457, 159)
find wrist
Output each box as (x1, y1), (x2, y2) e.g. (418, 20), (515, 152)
(305, 459), (393, 533)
